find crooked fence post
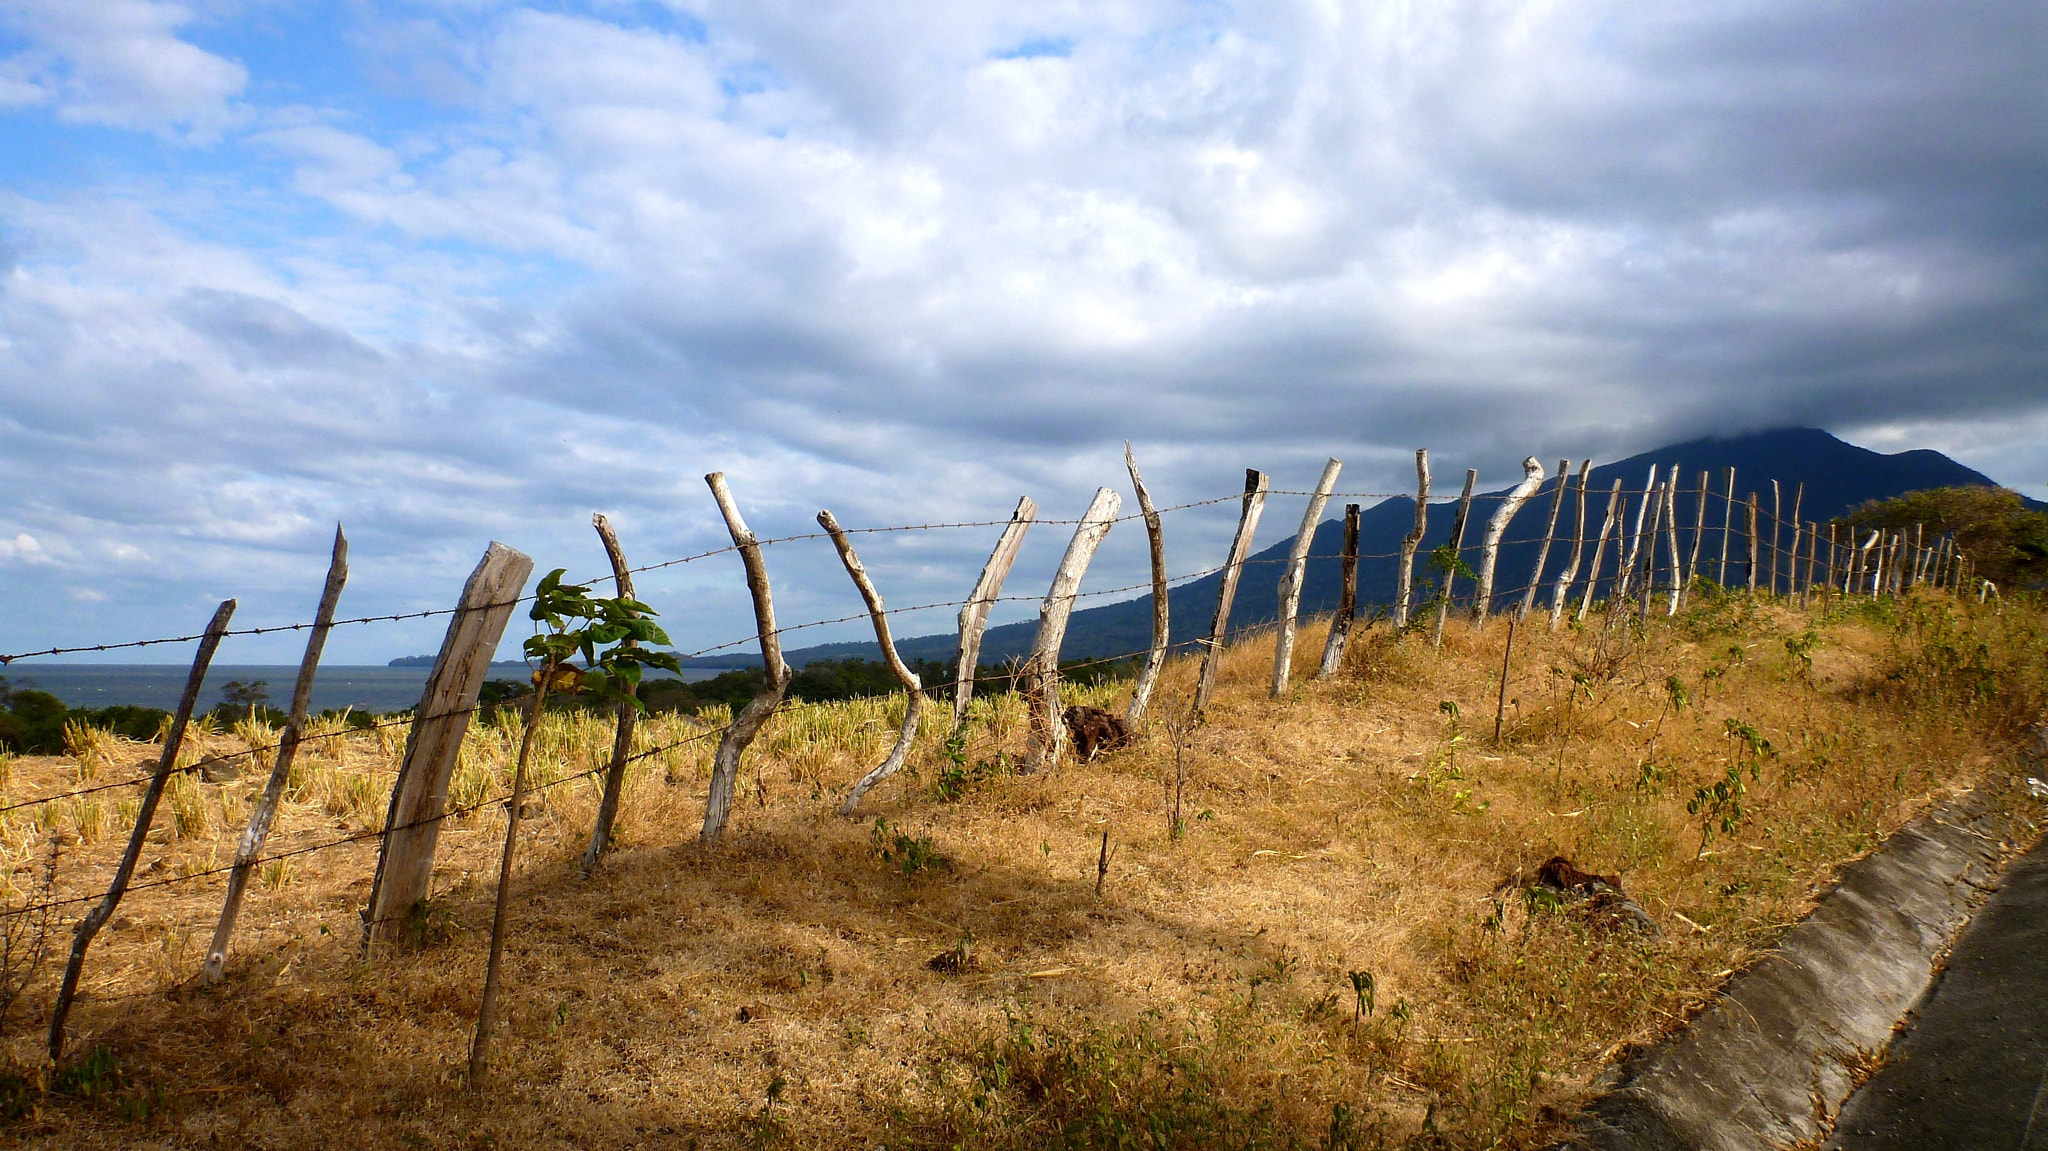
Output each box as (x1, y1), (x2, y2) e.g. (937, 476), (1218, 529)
(1785, 483), (1804, 596)
(820, 511), (928, 814)
(1684, 470), (1708, 605)
(1577, 479), (1624, 623)
(51, 599), (236, 1059)
(1549, 460), (1591, 629)
(1717, 467), (1737, 586)
(1769, 480), (1784, 595)
(1616, 465), (1658, 601)
(1393, 451), (1429, 629)
(1434, 469), (1478, 648)
(1637, 480), (1667, 619)
(1519, 459), (1571, 620)
(206, 528), (348, 983)
(1661, 482), (1682, 616)
(953, 497), (1036, 728)
(1124, 447), (1169, 724)
(700, 473), (794, 845)
(1195, 470), (1268, 712)
(1023, 487), (1121, 772)
(1317, 504), (1361, 678)
(1273, 457), (1342, 696)
(1475, 457), (1543, 623)
(582, 514), (640, 873)
(1745, 495), (1761, 594)
(365, 543), (534, 946)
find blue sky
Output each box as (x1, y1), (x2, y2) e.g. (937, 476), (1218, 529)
(1, 0), (2044, 665)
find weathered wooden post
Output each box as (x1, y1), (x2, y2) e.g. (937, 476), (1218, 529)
(1023, 487), (1121, 772)
(1519, 459), (1571, 620)
(1615, 465), (1657, 601)
(1434, 469), (1478, 648)
(700, 473), (793, 846)
(1274, 457), (1342, 696)
(1662, 482), (1683, 616)
(1318, 504), (1362, 678)
(582, 514), (640, 872)
(1768, 480), (1783, 596)
(1745, 494), (1761, 594)
(1124, 446), (1169, 724)
(1474, 456), (1543, 624)
(1682, 470), (1708, 606)
(953, 496), (1036, 727)
(1638, 480), (1667, 618)
(1549, 460), (1591, 629)
(365, 543), (534, 945)
(1785, 484), (1804, 596)
(1717, 467), (1737, 586)
(820, 510), (927, 814)
(51, 600), (235, 1059)
(1911, 523), (1927, 587)
(1577, 479), (1624, 622)
(1194, 471), (1268, 712)
(1393, 450), (1430, 629)
(206, 527), (349, 982)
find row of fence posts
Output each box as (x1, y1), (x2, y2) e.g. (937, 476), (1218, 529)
(39, 449), (1992, 1071)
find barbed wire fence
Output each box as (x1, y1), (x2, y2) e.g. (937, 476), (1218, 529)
(0, 454), (1984, 1068)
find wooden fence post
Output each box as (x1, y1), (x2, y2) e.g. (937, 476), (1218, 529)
(1616, 465), (1657, 601)
(365, 543), (534, 945)
(1663, 481), (1683, 617)
(1475, 456), (1543, 624)
(1638, 480), (1667, 618)
(1318, 504), (1362, 678)
(205, 528), (349, 983)
(1745, 495), (1761, 594)
(1768, 480), (1783, 595)
(1274, 457), (1342, 696)
(1717, 467), (1736, 586)
(1577, 479), (1624, 623)
(699, 473), (795, 845)
(1393, 450), (1429, 629)
(1785, 484), (1804, 596)
(820, 510), (928, 814)
(1434, 469), (1478, 648)
(1024, 487), (1122, 772)
(1195, 471), (1268, 712)
(1519, 459), (1571, 620)
(582, 514), (640, 872)
(1549, 460), (1591, 629)
(50, 599), (235, 1059)
(1684, 470), (1709, 604)
(953, 497), (1036, 727)
(1124, 446), (1168, 724)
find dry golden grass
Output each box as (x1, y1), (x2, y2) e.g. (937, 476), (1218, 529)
(0, 589), (2044, 1148)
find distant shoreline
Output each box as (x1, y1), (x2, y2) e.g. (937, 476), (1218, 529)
(3, 663), (719, 714)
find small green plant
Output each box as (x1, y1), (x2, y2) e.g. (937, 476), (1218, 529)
(871, 818), (941, 877)
(1347, 969), (1375, 1022)
(1689, 718), (1776, 857)
(53, 1044), (121, 1100)
(1784, 629), (1820, 680)
(523, 569), (684, 706)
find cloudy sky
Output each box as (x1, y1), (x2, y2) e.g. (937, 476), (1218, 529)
(2, 0), (2043, 665)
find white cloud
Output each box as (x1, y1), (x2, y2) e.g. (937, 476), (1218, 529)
(0, 0), (247, 137)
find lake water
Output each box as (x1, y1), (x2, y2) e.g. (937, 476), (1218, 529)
(1, 664), (720, 715)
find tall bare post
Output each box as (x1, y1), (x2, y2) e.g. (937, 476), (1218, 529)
(1745, 495), (1761, 593)
(468, 656), (557, 1089)
(1195, 471), (1269, 712)
(1274, 457), (1342, 696)
(1519, 459), (1571, 620)
(1023, 487), (1122, 772)
(53, 601), (235, 1058)
(366, 543), (534, 945)
(1434, 469), (1478, 648)
(1549, 460), (1591, 629)
(1318, 504), (1362, 678)
(1768, 480), (1783, 595)
(1492, 615), (1517, 744)
(1662, 482), (1683, 616)
(1577, 479), (1624, 622)
(1124, 446), (1169, 724)
(700, 473), (794, 845)
(582, 514), (640, 872)
(953, 497), (1036, 726)
(1717, 467), (1737, 585)
(820, 511), (929, 813)
(1785, 483), (1804, 596)
(1684, 470), (1709, 605)
(205, 528), (349, 983)
(1911, 523), (1927, 587)
(1637, 480), (1667, 618)
(1475, 456), (1544, 624)
(1615, 465), (1658, 601)
(1393, 450), (1430, 629)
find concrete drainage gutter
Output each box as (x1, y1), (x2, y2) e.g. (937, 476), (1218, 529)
(1560, 776), (2044, 1151)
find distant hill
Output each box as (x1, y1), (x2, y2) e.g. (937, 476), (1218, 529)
(672, 427), (2029, 670)
(388, 655), (533, 669)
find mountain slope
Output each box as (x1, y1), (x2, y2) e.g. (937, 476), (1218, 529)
(689, 428), (2023, 669)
